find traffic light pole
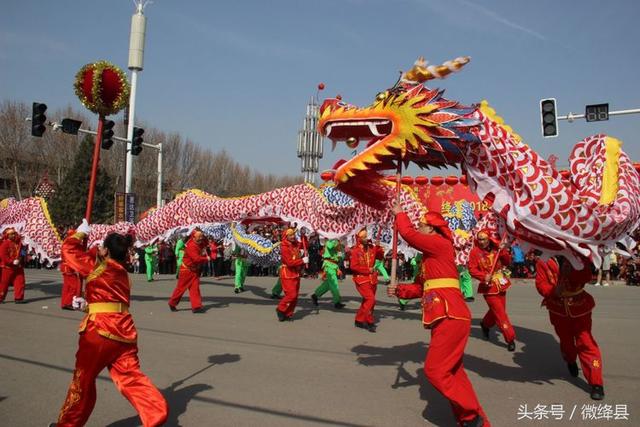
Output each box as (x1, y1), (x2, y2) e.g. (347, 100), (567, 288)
(85, 115), (105, 222)
(125, 70), (138, 194)
(558, 108), (640, 122)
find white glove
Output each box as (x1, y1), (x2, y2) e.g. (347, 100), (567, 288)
(77, 218), (91, 235)
(12, 259), (20, 266)
(302, 256), (309, 264)
(72, 296), (87, 311)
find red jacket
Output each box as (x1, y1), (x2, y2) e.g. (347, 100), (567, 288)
(468, 245), (512, 295)
(180, 239), (209, 273)
(280, 238), (304, 279)
(535, 258), (595, 317)
(395, 213), (470, 327)
(0, 238), (21, 269)
(349, 242), (383, 285)
(63, 233), (137, 343)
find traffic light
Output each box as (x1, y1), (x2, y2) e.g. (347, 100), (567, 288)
(31, 102), (47, 137)
(60, 118), (82, 135)
(540, 98), (558, 138)
(131, 127), (144, 155)
(101, 119), (115, 150)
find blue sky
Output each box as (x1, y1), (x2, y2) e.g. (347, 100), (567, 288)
(2, 0), (639, 177)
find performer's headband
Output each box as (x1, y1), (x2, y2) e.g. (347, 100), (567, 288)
(357, 228), (368, 238)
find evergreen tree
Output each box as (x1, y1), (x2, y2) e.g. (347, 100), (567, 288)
(49, 135), (115, 228)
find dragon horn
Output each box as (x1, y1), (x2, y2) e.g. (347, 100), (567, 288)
(402, 56), (471, 83)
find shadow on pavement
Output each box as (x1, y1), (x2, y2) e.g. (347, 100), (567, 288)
(106, 353), (241, 427)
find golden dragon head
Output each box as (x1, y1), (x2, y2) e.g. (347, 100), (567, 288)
(318, 56), (480, 207)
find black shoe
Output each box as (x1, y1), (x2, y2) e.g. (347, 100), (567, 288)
(464, 297), (475, 302)
(481, 324), (490, 340)
(276, 309), (287, 322)
(234, 288), (240, 294)
(61, 305), (74, 311)
(367, 323), (377, 333)
(192, 307), (205, 313)
(461, 415), (484, 427)
(169, 305), (177, 312)
(311, 294), (319, 306)
(590, 385), (605, 400)
(239, 286), (246, 293)
(48, 423), (57, 427)
(399, 303), (407, 311)
(15, 299), (25, 304)
(334, 302), (346, 309)
(567, 361), (579, 377)
(507, 341), (516, 352)
(355, 321), (368, 329)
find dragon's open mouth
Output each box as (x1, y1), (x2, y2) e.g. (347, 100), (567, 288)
(324, 119), (392, 145)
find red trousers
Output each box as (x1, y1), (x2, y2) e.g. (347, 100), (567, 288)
(481, 293), (516, 343)
(169, 269), (203, 310)
(0, 266), (25, 302)
(277, 277), (300, 319)
(56, 324), (168, 426)
(426, 318), (490, 426)
(549, 312), (603, 386)
(354, 280), (377, 325)
(61, 273), (82, 308)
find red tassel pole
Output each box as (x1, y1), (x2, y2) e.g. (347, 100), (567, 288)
(85, 115), (104, 222)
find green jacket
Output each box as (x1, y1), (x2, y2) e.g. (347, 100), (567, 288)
(322, 239), (341, 272)
(175, 239), (185, 265)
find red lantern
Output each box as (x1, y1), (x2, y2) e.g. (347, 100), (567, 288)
(430, 176), (444, 186)
(320, 171), (334, 181)
(415, 176), (428, 185)
(318, 83), (325, 90)
(460, 175), (468, 185)
(401, 176), (414, 185)
(74, 60), (130, 116)
(445, 175), (459, 186)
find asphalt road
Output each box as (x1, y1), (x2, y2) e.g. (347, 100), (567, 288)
(0, 270), (638, 426)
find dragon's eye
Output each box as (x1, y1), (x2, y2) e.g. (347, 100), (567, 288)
(376, 92), (387, 101)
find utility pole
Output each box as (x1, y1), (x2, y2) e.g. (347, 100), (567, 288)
(125, 0), (148, 194)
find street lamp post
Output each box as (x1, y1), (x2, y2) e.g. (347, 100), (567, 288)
(297, 95), (323, 184)
(125, 0), (148, 194)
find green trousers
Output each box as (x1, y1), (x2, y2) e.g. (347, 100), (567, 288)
(271, 278), (282, 296)
(234, 258), (247, 289)
(145, 258), (155, 281)
(458, 265), (474, 299)
(313, 268), (341, 304)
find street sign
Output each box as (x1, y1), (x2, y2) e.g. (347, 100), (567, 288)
(585, 103), (609, 122)
(114, 192), (126, 223)
(125, 193), (136, 223)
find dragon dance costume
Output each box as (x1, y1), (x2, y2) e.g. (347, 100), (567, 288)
(276, 228), (305, 320)
(468, 229), (516, 350)
(535, 257), (604, 399)
(312, 239), (344, 307)
(0, 228), (25, 303)
(169, 230), (209, 312)
(55, 232), (168, 426)
(349, 229), (384, 331)
(394, 212), (489, 427)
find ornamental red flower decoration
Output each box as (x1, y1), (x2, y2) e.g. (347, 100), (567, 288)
(74, 60), (130, 116)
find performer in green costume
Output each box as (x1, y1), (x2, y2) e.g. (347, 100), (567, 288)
(374, 258), (390, 283)
(232, 245), (248, 293)
(458, 265), (474, 301)
(144, 244), (158, 282)
(175, 238), (186, 278)
(311, 239), (345, 309)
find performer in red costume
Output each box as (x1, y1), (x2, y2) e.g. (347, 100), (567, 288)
(276, 227), (307, 321)
(468, 229), (516, 351)
(60, 229), (82, 310)
(52, 220), (168, 427)
(388, 206), (488, 427)
(0, 227), (26, 303)
(349, 228), (384, 332)
(535, 255), (605, 400)
(169, 229), (209, 313)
